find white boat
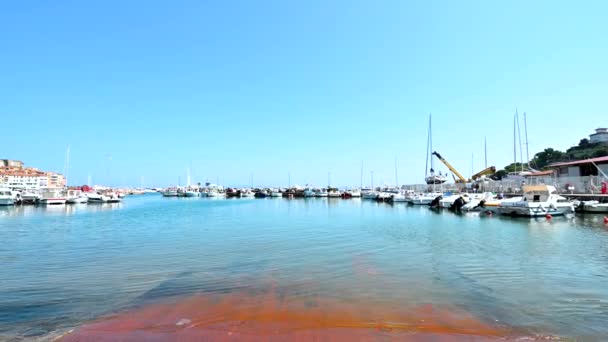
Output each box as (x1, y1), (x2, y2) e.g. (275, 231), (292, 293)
(270, 189), (283, 197)
(162, 188), (179, 197)
(303, 187), (316, 197)
(498, 185), (574, 217)
(66, 189), (88, 204)
(87, 192), (110, 203)
(314, 188), (328, 197)
(240, 189), (255, 197)
(348, 189), (361, 198)
(184, 190), (199, 197)
(39, 189), (67, 205)
(389, 192), (408, 202)
(327, 188), (341, 198)
(575, 200), (608, 213)
(21, 190), (41, 204)
(361, 190), (377, 200)
(87, 192), (121, 203)
(409, 192), (443, 205)
(105, 192), (122, 203)
(0, 188), (15, 206)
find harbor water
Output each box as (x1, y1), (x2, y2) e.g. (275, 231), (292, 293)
(1, 195), (608, 340)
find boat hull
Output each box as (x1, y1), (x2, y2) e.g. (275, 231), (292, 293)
(498, 204), (574, 217)
(40, 198), (67, 205)
(0, 198), (14, 206)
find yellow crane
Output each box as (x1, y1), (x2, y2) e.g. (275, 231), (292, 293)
(431, 152), (468, 183)
(431, 151), (496, 183)
(471, 166), (496, 181)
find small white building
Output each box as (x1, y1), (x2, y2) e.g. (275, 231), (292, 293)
(590, 128), (608, 144)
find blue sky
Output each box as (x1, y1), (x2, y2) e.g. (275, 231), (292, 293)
(1, 0), (606, 187)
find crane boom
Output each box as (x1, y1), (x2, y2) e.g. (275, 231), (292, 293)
(471, 166), (496, 181)
(431, 151), (468, 183)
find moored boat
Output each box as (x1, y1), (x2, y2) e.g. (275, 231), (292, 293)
(497, 185), (574, 217)
(39, 189), (67, 205)
(0, 188), (16, 206)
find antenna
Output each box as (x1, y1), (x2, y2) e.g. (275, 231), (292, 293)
(425, 113), (431, 177)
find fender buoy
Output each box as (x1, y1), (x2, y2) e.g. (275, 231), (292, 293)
(546, 214), (553, 220)
(604, 216), (608, 224)
(602, 182), (607, 195)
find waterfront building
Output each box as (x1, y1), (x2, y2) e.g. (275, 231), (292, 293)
(0, 159), (65, 189)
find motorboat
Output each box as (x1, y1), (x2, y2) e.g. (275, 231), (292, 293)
(361, 189), (377, 200)
(240, 189), (255, 197)
(162, 188), (178, 197)
(303, 187), (316, 198)
(327, 188), (341, 198)
(254, 189), (270, 198)
(21, 190), (41, 204)
(39, 189), (67, 205)
(314, 188), (328, 197)
(66, 189), (89, 204)
(498, 185), (574, 217)
(388, 192), (409, 203)
(409, 192), (443, 205)
(349, 189), (361, 198)
(0, 188), (16, 206)
(574, 200), (608, 213)
(270, 189), (283, 197)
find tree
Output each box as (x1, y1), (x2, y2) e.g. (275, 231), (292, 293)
(531, 148), (566, 169)
(579, 138), (590, 147)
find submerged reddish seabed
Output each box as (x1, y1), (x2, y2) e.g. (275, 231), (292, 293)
(59, 286), (529, 342)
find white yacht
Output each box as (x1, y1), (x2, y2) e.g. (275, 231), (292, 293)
(21, 190), (41, 204)
(39, 189), (67, 205)
(0, 188), (16, 206)
(498, 185), (574, 217)
(389, 192), (409, 203)
(270, 189), (283, 197)
(87, 192), (110, 203)
(66, 189), (89, 204)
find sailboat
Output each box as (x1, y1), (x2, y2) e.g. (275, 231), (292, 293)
(424, 114), (447, 185)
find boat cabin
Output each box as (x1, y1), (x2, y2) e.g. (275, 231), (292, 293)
(522, 185), (556, 202)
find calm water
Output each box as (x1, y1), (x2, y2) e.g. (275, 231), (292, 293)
(1, 195), (608, 340)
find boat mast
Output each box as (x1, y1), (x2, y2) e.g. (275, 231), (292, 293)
(64, 145), (70, 187)
(394, 156), (399, 188)
(371, 171), (374, 191)
(513, 111), (517, 166)
(425, 114), (431, 178)
(524, 112), (530, 165)
(327, 172), (331, 188)
(360, 161), (363, 189)
(515, 110), (524, 172)
(484, 137), (488, 169)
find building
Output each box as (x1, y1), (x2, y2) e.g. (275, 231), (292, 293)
(46, 172), (66, 188)
(589, 128), (608, 144)
(0, 159), (65, 189)
(548, 156), (608, 178)
(0, 159), (24, 168)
